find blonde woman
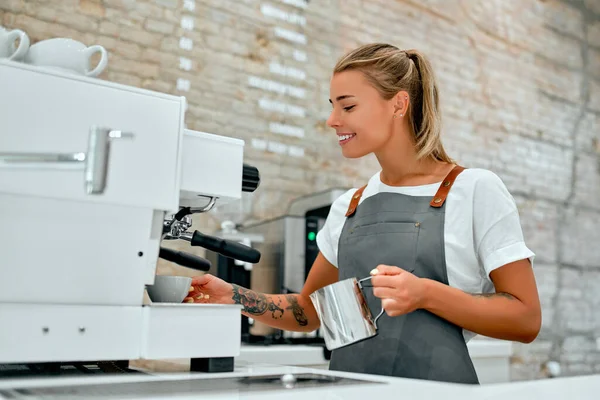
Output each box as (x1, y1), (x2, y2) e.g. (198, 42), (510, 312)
(186, 43), (541, 384)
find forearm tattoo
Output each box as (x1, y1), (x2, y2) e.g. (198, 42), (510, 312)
(470, 292), (516, 300)
(231, 285), (283, 319)
(230, 285), (308, 326)
(285, 294), (308, 327)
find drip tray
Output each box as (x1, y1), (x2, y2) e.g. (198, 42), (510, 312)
(2, 373), (385, 398)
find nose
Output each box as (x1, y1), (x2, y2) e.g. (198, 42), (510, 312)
(326, 109), (341, 128)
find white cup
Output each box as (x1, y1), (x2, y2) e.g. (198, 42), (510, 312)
(0, 26), (30, 61)
(24, 38), (108, 77)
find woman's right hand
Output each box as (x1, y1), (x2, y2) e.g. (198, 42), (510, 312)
(184, 274), (235, 304)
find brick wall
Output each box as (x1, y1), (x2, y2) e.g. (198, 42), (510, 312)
(2, 0), (599, 380)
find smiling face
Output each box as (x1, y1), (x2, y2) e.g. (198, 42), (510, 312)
(326, 70), (398, 159)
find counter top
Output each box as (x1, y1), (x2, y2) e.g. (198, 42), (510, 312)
(0, 361), (598, 399)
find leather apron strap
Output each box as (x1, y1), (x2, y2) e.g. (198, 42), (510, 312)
(345, 165), (467, 216)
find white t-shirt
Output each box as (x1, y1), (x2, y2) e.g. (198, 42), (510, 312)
(316, 168), (535, 342)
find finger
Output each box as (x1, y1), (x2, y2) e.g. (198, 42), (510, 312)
(381, 298), (396, 312)
(370, 265), (404, 276)
(183, 297), (195, 303)
(191, 274), (211, 286)
(373, 287), (396, 299)
(371, 275), (398, 288)
(381, 299), (404, 317)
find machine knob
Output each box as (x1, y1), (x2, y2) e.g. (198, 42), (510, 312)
(242, 163), (260, 193)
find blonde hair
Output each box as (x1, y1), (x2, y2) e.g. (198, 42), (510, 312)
(334, 43), (452, 162)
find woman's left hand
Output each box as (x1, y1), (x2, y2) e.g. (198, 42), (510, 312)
(370, 265), (427, 316)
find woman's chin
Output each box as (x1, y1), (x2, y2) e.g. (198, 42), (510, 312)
(341, 146), (369, 159)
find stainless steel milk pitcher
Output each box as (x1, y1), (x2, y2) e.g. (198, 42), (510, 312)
(310, 276), (385, 350)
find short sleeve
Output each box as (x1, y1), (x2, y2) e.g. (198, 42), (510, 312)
(315, 189), (355, 268)
(472, 171), (535, 278)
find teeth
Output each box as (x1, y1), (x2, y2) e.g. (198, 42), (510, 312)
(338, 134), (355, 141)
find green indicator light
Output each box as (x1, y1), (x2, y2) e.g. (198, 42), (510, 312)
(308, 232), (316, 241)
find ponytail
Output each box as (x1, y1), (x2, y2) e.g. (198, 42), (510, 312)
(404, 49), (452, 162)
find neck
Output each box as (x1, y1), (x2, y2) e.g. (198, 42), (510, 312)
(374, 132), (445, 186)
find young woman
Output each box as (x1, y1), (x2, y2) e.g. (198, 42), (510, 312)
(185, 43), (541, 384)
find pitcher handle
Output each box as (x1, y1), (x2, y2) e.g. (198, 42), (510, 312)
(358, 276), (386, 329)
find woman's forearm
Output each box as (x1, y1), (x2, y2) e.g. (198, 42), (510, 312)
(231, 284), (320, 332)
(421, 279), (541, 343)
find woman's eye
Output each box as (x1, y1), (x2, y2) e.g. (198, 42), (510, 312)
(343, 105), (355, 111)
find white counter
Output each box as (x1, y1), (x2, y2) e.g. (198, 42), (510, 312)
(0, 361), (597, 399)
(237, 338), (513, 383)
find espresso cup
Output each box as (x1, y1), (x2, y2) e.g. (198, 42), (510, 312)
(0, 26), (30, 61)
(24, 38), (108, 77)
(146, 276), (193, 303)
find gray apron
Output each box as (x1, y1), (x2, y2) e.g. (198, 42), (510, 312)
(328, 166), (479, 384)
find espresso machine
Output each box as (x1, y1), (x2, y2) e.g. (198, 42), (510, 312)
(0, 59), (260, 376)
(205, 189), (348, 346)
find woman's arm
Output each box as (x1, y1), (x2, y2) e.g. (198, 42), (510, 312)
(421, 259), (541, 343)
(371, 259), (541, 343)
(230, 252), (338, 332)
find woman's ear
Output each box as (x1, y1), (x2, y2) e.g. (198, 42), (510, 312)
(393, 91), (409, 116)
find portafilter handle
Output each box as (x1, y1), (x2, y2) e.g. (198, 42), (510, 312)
(180, 230), (261, 264)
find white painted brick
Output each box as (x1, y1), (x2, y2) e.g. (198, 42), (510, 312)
(560, 208), (600, 268)
(514, 197), (558, 264)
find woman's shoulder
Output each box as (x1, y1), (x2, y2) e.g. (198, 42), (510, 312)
(452, 167), (519, 218)
(454, 167), (513, 197)
(329, 188), (359, 215)
(456, 167), (506, 185)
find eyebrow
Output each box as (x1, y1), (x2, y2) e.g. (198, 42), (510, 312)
(328, 95), (355, 104)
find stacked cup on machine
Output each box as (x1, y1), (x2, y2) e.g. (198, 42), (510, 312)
(0, 25), (108, 77)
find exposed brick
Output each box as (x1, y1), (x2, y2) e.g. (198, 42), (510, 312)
(105, 70), (142, 87)
(109, 39), (142, 59)
(144, 18), (174, 35)
(141, 79), (172, 93)
(109, 57), (159, 79)
(120, 26), (162, 47)
(154, 0), (177, 9)
(79, 0), (105, 18)
(33, 5), (100, 32)
(94, 35), (118, 51)
(1, 0), (24, 13)
(99, 20), (120, 37)
(101, 0), (137, 11)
